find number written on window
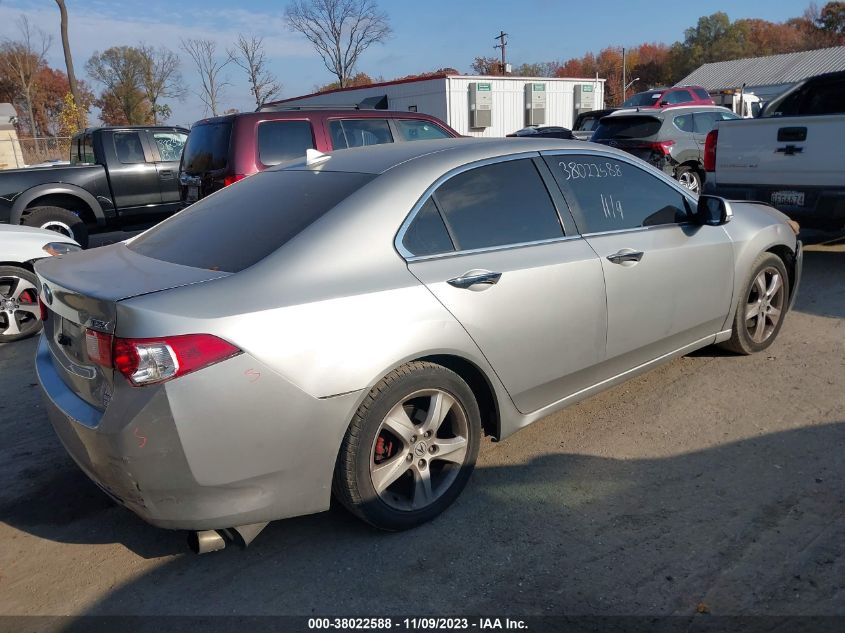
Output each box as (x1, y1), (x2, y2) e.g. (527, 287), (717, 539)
(558, 160), (622, 180)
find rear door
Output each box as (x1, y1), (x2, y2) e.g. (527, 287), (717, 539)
(543, 151), (734, 373)
(401, 155), (607, 413)
(148, 129), (188, 211)
(105, 130), (163, 214)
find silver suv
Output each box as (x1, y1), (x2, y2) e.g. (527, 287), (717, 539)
(591, 105), (739, 193)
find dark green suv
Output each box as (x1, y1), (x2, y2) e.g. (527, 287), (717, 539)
(591, 105), (739, 193)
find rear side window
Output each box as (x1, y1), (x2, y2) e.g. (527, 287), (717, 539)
(401, 198), (454, 257)
(663, 90), (694, 105)
(693, 88), (711, 100)
(114, 132), (146, 163)
(128, 170), (375, 272)
(544, 155), (690, 234)
(181, 122), (231, 173)
(394, 119), (450, 141)
(152, 131), (187, 161)
(81, 133), (95, 164)
(258, 120), (314, 165)
(329, 119), (393, 149)
(673, 114), (694, 132)
(592, 117), (662, 140)
(432, 159), (563, 251)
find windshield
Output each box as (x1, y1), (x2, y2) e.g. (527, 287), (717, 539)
(129, 170), (375, 272)
(181, 122), (231, 174)
(622, 91), (662, 107)
(592, 116), (662, 140)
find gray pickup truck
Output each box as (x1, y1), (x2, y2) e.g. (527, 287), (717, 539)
(0, 126), (188, 247)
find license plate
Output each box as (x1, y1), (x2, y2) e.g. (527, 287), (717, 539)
(771, 190), (804, 207)
(186, 186), (199, 202)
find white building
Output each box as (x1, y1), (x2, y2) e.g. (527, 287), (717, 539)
(269, 74), (606, 137)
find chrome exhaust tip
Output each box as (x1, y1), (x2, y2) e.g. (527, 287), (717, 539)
(188, 529), (227, 554)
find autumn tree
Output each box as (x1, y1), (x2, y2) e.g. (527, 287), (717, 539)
(0, 17), (52, 140)
(138, 45), (185, 123)
(229, 34), (281, 109)
(54, 0), (85, 128)
(87, 46), (150, 124)
(512, 61), (560, 77)
(817, 1), (845, 35)
(181, 38), (231, 116)
(285, 0), (391, 88)
(314, 71), (377, 92)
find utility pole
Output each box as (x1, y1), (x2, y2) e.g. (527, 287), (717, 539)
(622, 47), (626, 104)
(494, 31), (508, 75)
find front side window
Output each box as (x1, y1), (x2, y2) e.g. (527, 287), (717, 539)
(257, 120), (314, 165)
(663, 90), (694, 105)
(394, 119), (450, 141)
(329, 119), (393, 149)
(113, 131), (146, 163)
(693, 88), (711, 100)
(432, 159), (563, 251)
(543, 155), (690, 234)
(152, 131), (188, 162)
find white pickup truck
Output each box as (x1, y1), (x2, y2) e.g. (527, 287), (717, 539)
(703, 70), (845, 230)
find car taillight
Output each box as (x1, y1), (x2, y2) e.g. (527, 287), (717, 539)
(223, 174), (246, 187)
(85, 328), (113, 367)
(113, 334), (241, 386)
(704, 129), (718, 172)
(650, 140), (675, 155)
(39, 298), (49, 322)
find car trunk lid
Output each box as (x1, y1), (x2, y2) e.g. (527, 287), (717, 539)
(35, 244), (229, 411)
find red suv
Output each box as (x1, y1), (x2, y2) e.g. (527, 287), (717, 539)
(179, 107), (459, 203)
(621, 85), (715, 110)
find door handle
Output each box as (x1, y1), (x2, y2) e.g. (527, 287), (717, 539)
(606, 249), (644, 265)
(775, 145), (803, 155)
(159, 169), (175, 178)
(447, 269), (502, 290)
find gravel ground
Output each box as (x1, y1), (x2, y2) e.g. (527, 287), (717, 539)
(0, 234), (842, 618)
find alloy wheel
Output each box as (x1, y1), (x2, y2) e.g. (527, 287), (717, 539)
(369, 389), (469, 512)
(744, 266), (785, 344)
(678, 170), (700, 192)
(0, 275), (41, 338)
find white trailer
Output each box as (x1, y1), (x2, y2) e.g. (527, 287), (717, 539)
(271, 74), (606, 137)
(709, 89), (762, 118)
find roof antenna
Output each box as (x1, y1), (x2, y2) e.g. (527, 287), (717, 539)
(306, 148), (330, 166)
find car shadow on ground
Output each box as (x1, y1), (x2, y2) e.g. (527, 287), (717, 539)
(3, 420), (844, 617)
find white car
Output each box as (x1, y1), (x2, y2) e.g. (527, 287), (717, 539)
(1, 225), (80, 342)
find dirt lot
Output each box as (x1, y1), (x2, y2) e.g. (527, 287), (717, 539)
(0, 234), (842, 618)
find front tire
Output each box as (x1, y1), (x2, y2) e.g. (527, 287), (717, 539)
(22, 206), (89, 248)
(721, 253), (790, 355)
(333, 361), (481, 531)
(0, 266), (42, 343)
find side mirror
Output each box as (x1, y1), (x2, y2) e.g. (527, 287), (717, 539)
(695, 195), (733, 226)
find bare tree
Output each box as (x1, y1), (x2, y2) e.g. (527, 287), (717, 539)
(229, 34), (281, 109)
(86, 46), (149, 124)
(285, 0), (391, 88)
(0, 16), (52, 144)
(54, 0), (86, 128)
(138, 45), (186, 123)
(181, 38), (231, 116)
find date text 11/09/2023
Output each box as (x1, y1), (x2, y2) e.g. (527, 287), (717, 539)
(307, 617), (528, 630)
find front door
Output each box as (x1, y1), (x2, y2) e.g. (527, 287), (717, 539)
(543, 152), (734, 374)
(107, 130), (162, 217)
(400, 157), (607, 414)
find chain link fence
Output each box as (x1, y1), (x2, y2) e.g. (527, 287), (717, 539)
(0, 135), (71, 168)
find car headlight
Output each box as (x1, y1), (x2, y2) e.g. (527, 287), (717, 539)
(43, 242), (82, 256)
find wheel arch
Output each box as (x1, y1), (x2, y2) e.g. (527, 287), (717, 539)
(11, 184), (104, 226)
(766, 243), (798, 302)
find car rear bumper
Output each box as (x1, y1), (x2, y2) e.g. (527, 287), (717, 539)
(704, 182), (845, 230)
(36, 334), (361, 531)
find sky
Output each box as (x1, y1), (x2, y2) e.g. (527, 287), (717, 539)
(0, 0), (812, 126)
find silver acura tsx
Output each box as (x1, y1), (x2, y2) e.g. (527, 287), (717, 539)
(35, 138), (802, 552)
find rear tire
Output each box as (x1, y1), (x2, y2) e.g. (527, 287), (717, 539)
(720, 253), (790, 355)
(676, 165), (702, 193)
(333, 361), (481, 531)
(0, 266), (42, 343)
(22, 206), (89, 248)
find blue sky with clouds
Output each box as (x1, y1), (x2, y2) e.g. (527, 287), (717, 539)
(0, 0), (810, 125)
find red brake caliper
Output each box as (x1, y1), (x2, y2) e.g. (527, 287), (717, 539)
(374, 435), (395, 464)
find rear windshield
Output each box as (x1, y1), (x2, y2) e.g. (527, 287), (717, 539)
(181, 122), (231, 173)
(128, 170), (375, 272)
(592, 116), (662, 140)
(622, 91), (662, 107)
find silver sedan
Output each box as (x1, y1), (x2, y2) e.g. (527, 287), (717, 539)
(35, 138), (802, 552)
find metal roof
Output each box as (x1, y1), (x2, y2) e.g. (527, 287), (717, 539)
(677, 46), (845, 91)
